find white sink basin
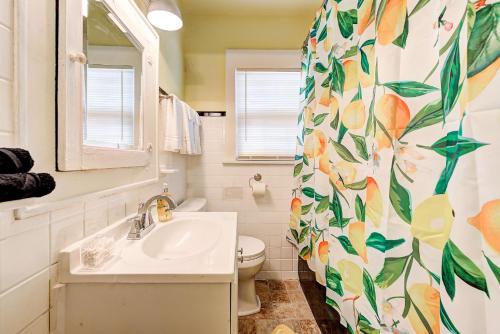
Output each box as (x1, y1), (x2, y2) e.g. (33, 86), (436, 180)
(58, 212), (237, 284)
(142, 218), (221, 260)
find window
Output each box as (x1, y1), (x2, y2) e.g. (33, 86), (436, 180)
(84, 66), (136, 149)
(235, 70), (300, 160)
(225, 50), (302, 164)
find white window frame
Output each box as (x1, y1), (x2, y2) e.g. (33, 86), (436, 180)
(57, 0), (159, 171)
(225, 50), (301, 165)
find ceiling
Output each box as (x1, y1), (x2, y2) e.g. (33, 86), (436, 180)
(178, 0), (323, 17)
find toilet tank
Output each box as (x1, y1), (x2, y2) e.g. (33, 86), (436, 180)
(175, 198), (208, 212)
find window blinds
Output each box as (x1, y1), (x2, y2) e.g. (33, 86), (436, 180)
(84, 67), (136, 149)
(235, 70), (301, 160)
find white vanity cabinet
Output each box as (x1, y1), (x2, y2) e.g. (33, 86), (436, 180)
(64, 281), (237, 334)
(56, 212), (239, 334)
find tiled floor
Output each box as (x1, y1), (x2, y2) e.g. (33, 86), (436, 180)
(238, 280), (321, 334)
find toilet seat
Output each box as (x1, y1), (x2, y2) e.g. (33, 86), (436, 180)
(238, 236), (265, 262)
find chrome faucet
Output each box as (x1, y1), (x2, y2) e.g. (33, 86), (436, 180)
(127, 194), (177, 240)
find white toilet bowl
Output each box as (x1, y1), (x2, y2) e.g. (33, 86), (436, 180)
(237, 235), (266, 316)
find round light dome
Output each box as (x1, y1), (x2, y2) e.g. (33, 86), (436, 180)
(147, 0), (183, 31)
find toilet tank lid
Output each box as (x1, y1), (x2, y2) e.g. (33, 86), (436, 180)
(238, 235), (265, 260)
(176, 198), (207, 212)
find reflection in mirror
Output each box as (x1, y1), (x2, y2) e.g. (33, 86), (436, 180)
(83, 0), (143, 149)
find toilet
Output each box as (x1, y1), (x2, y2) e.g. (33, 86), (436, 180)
(175, 197), (207, 212)
(175, 199), (266, 316)
(237, 235), (266, 316)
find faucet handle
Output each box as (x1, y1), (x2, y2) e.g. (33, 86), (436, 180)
(137, 202), (146, 214)
(127, 215), (142, 234)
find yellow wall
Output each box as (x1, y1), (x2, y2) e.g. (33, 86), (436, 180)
(183, 15), (312, 110)
(134, 0), (184, 97)
(158, 29), (184, 97)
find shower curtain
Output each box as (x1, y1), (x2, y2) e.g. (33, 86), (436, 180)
(290, 0), (499, 333)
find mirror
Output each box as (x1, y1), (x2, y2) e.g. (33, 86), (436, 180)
(83, 0), (143, 150)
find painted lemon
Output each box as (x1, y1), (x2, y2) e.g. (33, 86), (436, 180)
(318, 241), (329, 265)
(468, 199), (500, 253)
(411, 194), (454, 250)
(289, 197), (302, 229)
(319, 88), (331, 107)
(330, 96), (340, 118)
(358, 0), (375, 35)
(407, 283), (440, 334)
(377, 0), (407, 45)
(319, 90), (339, 118)
(304, 130), (327, 158)
(342, 100), (366, 130)
(349, 221), (368, 263)
(330, 161), (358, 190)
(337, 259), (363, 296)
(344, 60), (360, 92)
(462, 57), (500, 109)
(375, 94), (410, 149)
(319, 152), (331, 175)
(304, 107), (314, 127)
(323, 27), (334, 53)
(310, 38), (317, 53)
(366, 177), (383, 228)
(291, 197), (302, 216)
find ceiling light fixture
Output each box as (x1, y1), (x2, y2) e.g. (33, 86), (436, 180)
(147, 0), (183, 31)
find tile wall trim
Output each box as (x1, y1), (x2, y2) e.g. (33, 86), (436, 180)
(12, 178), (159, 220)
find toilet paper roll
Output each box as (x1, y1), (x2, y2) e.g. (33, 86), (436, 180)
(251, 182), (267, 196)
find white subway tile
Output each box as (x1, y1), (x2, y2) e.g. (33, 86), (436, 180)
(0, 224), (49, 292)
(0, 269), (49, 334)
(282, 271), (299, 280)
(269, 236), (282, 247)
(5, 214), (50, 240)
(0, 0), (12, 28)
(84, 199), (107, 236)
(50, 203), (84, 223)
(19, 312), (49, 334)
(106, 197), (126, 225)
(124, 190), (140, 215)
(280, 259), (293, 271)
(293, 258), (298, 271)
(269, 259), (281, 271)
(0, 25), (12, 80)
(257, 271), (282, 280)
(269, 247), (281, 259)
(50, 214), (84, 264)
(280, 247), (293, 259)
(0, 79), (13, 132)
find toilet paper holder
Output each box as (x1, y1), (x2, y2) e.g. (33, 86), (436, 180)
(248, 173), (263, 189)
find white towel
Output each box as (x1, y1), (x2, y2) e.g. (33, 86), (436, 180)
(180, 103), (202, 155)
(163, 95), (184, 152)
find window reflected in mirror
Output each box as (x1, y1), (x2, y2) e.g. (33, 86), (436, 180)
(83, 0), (142, 149)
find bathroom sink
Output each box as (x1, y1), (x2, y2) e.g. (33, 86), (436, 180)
(58, 212), (237, 283)
(142, 218), (221, 260)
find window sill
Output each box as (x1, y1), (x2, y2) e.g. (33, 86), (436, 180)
(222, 159), (294, 166)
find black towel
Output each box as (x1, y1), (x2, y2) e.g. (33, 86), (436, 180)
(0, 148), (34, 173)
(0, 173), (56, 202)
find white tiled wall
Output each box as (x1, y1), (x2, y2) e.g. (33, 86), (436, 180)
(187, 117), (297, 280)
(0, 0), (14, 146)
(0, 182), (167, 334)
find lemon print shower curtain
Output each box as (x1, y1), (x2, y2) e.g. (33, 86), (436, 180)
(290, 0), (499, 333)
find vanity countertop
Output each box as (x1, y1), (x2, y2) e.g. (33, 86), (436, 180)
(58, 212), (238, 284)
